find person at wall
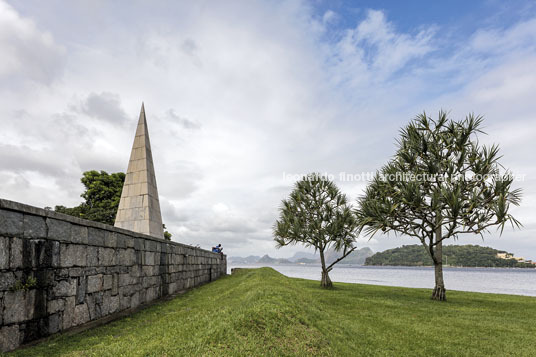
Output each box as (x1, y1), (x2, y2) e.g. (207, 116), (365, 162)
(212, 244), (223, 253)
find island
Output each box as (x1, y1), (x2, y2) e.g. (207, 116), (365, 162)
(365, 244), (535, 268)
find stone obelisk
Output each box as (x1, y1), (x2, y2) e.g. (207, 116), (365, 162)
(114, 103), (164, 238)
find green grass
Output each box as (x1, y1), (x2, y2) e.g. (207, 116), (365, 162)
(7, 268), (536, 356)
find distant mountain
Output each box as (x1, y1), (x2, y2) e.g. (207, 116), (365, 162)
(325, 247), (374, 265)
(230, 247), (374, 266)
(257, 255), (293, 265)
(288, 251), (317, 262)
(365, 244), (535, 268)
(228, 255), (261, 264)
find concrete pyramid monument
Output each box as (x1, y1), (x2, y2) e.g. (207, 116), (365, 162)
(114, 103), (164, 238)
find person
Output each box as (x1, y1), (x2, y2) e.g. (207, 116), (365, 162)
(212, 244), (223, 253)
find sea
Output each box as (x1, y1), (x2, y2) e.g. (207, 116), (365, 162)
(228, 264), (536, 297)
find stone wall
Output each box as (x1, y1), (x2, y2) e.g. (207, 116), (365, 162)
(0, 199), (226, 352)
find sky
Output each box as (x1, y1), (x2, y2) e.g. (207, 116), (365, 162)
(1, 0), (536, 259)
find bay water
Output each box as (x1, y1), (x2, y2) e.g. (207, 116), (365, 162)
(229, 264), (536, 297)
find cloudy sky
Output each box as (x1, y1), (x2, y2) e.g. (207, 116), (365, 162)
(1, 0), (535, 259)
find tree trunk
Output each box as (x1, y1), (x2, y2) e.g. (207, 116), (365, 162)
(431, 235), (446, 301)
(319, 250), (333, 288)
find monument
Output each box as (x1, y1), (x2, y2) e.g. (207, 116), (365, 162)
(114, 103), (164, 238)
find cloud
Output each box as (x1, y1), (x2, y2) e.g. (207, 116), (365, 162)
(0, 1), (535, 259)
(322, 10), (338, 25)
(331, 9), (436, 84)
(470, 17), (536, 55)
(0, 144), (67, 176)
(0, 0), (64, 84)
(166, 109), (201, 129)
(72, 92), (129, 125)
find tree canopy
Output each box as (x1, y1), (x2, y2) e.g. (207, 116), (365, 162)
(355, 112), (522, 300)
(55, 170), (125, 225)
(56, 170), (173, 239)
(274, 173), (358, 288)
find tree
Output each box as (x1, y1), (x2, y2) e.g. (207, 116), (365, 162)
(163, 224), (172, 241)
(355, 112), (522, 300)
(274, 173), (358, 288)
(56, 170), (125, 225)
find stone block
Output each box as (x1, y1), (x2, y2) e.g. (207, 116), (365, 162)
(31, 239), (59, 268)
(98, 247), (115, 266)
(86, 294), (100, 320)
(118, 248), (136, 266)
(9, 237), (23, 269)
(133, 238), (143, 250)
(47, 218), (71, 242)
(0, 272), (16, 290)
(0, 209), (23, 237)
(48, 313), (61, 334)
(87, 246), (99, 266)
(60, 244), (87, 267)
(142, 265), (154, 276)
(87, 274), (103, 293)
(71, 225), (88, 244)
(145, 240), (157, 252)
(73, 303), (90, 326)
(109, 294), (119, 313)
(88, 228), (105, 246)
(3, 290), (25, 324)
(76, 276), (86, 304)
(62, 296), (75, 329)
(0, 325), (20, 353)
(112, 274), (119, 295)
(47, 298), (65, 314)
(144, 251), (155, 265)
(52, 279), (77, 297)
(24, 289), (46, 321)
(118, 273), (133, 287)
(116, 233), (127, 248)
(0, 237), (9, 269)
(125, 235), (135, 248)
(146, 286), (158, 302)
(119, 294), (131, 311)
(103, 274), (113, 290)
(23, 214), (47, 239)
(130, 291), (140, 309)
(104, 231), (117, 248)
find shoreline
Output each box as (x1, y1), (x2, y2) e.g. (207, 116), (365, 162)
(230, 263), (536, 269)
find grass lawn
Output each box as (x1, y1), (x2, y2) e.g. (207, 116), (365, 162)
(7, 267), (536, 356)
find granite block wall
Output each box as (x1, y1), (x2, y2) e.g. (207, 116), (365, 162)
(0, 199), (226, 352)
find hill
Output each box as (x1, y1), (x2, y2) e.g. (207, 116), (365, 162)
(365, 244), (535, 268)
(325, 247), (374, 265)
(230, 247), (374, 266)
(15, 268), (536, 356)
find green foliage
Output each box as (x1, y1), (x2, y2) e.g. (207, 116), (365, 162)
(55, 170), (125, 225)
(163, 224), (172, 240)
(10, 276), (37, 291)
(274, 173), (357, 251)
(365, 244), (535, 268)
(355, 112), (522, 297)
(356, 112), (521, 243)
(274, 173), (358, 286)
(13, 268), (536, 356)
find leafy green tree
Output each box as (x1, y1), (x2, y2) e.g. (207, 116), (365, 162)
(163, 224), (172, 241)
(55, 170), (125, 225)
(274, 173), (358, 288)
(57, 170), (174, 240)
(355, 112), (522, 300)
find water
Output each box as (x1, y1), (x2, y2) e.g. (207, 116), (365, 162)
(229, 264), (536, 297)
